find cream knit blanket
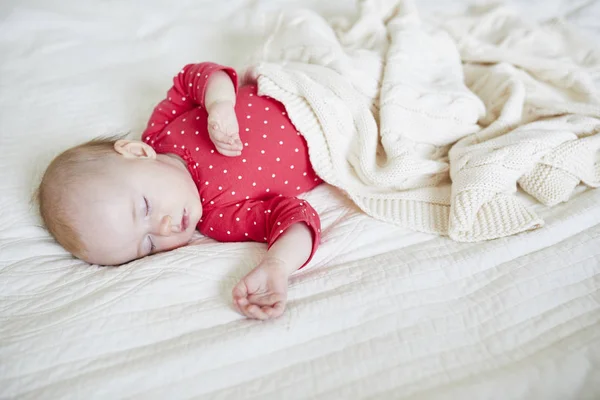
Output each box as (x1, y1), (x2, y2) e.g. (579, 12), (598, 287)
(248, 0), (600, 241)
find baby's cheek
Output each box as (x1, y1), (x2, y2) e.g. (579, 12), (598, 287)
(161, 235), (191, 252)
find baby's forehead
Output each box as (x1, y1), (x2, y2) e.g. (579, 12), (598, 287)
(76, 159), (134, 186)
(70, 187), (138, 262)
(66, 176), (115, 204)
(65, 164), (131, 212)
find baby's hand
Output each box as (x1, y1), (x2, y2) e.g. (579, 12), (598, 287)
(232, 258), (289, 320)
(207, 101), (242, 157)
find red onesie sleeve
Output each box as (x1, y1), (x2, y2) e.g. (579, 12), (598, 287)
(199, 196), (321, 268)
(142, 62), (238, 142)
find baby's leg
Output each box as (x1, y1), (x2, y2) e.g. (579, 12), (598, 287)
(232, 223), (312, 320)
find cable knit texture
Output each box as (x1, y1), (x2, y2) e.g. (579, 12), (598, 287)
(248, 0), (600, 241)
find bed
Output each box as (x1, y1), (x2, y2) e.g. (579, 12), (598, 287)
(1, 0), (599, 398)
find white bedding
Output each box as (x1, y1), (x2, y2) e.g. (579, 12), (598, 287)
(1, 0), (599, 399)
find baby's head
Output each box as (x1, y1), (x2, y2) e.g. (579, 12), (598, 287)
(38, 137), (202, 265)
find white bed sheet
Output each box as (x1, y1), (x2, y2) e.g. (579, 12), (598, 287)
(1, 0), (599, 399)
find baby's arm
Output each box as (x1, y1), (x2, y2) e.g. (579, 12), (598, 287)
(204, 71), (236, 111)
(141, 63), (239, 147)
(264, 223), (313, 274)
(199, 197), (321, 320)
(204, 71), (243, 157)
(232, 223), (313, 320)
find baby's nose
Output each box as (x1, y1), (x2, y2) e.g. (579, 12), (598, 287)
(158, 215), (173, 236)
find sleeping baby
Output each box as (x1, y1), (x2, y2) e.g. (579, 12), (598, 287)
(37, 62), (323, 320)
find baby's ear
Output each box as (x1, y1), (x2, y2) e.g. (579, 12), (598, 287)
(114, 140), (156, 160)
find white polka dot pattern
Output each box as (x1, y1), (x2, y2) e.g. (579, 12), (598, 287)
(140, 63), (323, 264)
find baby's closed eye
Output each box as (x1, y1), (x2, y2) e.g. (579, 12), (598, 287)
(143, 196), (151, 216)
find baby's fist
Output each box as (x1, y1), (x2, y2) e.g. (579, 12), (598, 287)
(207, 101), (242, 157)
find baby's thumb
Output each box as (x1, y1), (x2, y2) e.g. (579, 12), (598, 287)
(232, 282), (248, 299)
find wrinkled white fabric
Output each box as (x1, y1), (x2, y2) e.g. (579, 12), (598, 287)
(251, 0), (600, 241)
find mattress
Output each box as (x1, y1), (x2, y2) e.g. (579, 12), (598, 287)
(1, 0), (599, 399)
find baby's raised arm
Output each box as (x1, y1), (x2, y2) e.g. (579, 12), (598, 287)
(205, 71), (243, 157)
(142, 63), (241, 156)
(204, 70), (236, 112)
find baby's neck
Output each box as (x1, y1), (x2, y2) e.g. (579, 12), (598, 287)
(159, 153), (192, 176)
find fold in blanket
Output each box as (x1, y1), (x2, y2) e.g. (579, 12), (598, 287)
(248, 0), (600, 241)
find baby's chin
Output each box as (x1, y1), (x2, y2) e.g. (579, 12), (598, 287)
(183, 229), (196, 244)
(180, 215), (200, 245)
(80, 251), (131, 267)
(187, 230), (205, 244)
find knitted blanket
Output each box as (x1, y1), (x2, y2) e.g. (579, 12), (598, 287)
(248, 0), (600, 241)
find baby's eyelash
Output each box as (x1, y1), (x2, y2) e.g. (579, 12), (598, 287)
(143, 196), (151, 216)
(149, 237), (156, 252)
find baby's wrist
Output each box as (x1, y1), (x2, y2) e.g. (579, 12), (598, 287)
(261, 255), (295, 276)
(206, 99), (235, 116)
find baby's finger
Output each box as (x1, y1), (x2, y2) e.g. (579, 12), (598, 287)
(210, 134), (243, 149)
(234, 298), (253, 318)
(239, 305), (254, 319)
(232, 281), (248, 298)
(236, 297), (249, 308)
(213, 140), (240, 152)
(208, 124), (240, 143)
(248, 293), (283, 307)
(235, 299), (253, 319)
(214, 142), (243, 154)
(232, 299), (242, 314)
(212, 135), (242, 148)
(264, 302), (285, 319)
(208, 121), (237, 138)
(245, 304), (269, 320)
(232, 283), (249, 313)
(216, 147), (242, 157)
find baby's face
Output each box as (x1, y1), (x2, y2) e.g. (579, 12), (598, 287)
(73, 142), (202, 265)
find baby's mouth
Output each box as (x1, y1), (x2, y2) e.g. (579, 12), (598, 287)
(181, 209), (189, 232)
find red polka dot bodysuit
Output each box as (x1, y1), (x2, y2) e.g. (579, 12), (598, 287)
(142, 63), (323, 263)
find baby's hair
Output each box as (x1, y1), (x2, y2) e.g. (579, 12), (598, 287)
(37, 134), (126, 259)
